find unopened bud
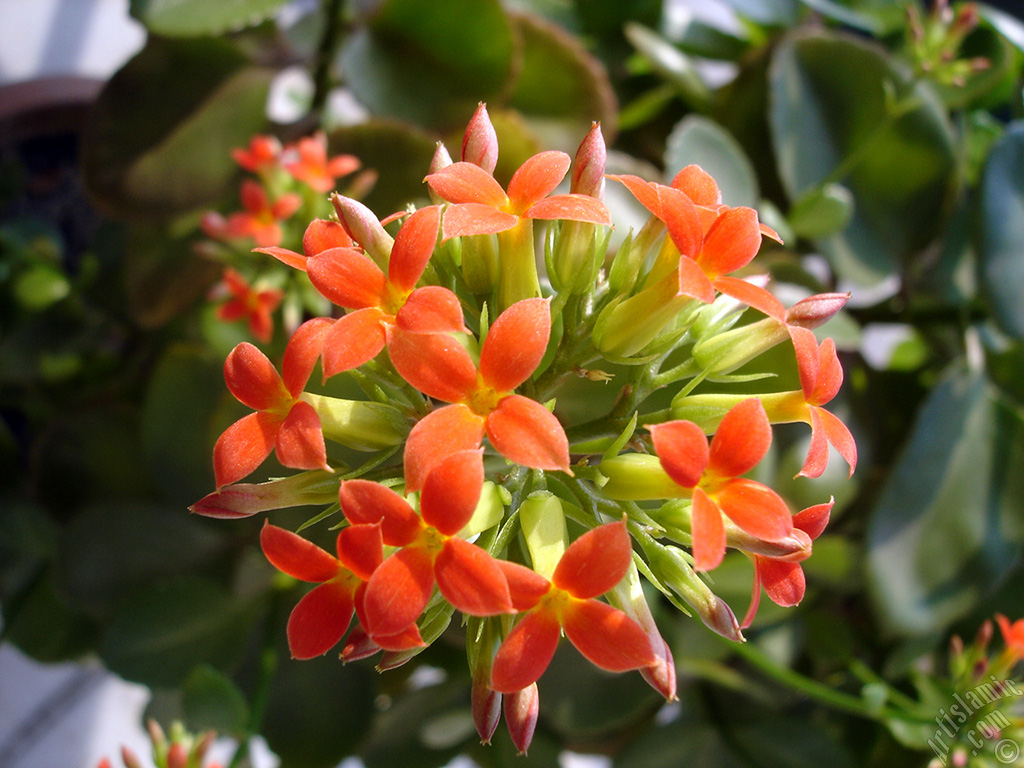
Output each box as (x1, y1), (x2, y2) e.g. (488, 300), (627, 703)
(503, 683), (539, 755)
(600, 453), (686, 501)
(519, 492), (567, 580)
(594, 275), (691, 359)
(648, 542), (744, 642)
(301, 394), (408, 451)
(120, 746), (144, 768)
(691, 316), (789, 375)
(472, 676), (501, 744)
(330, 194), (394, 269)
(190, 469), (338, 519)
(785, 292), (849, 330)
(571, 123), (606, 198)
(167, 743), (187, 768)
(428, 142), (454, 206)
(340, 626), (380, 663)
(462, 103), (498, 174)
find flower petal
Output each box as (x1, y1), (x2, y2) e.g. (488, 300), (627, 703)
(691, 488), (726, 572)
(707, 398), (771, 479)
(552, 521), (631, 599)
(282, 316), (332, 397)
(676, 256), (716, 303)
(658, 186), (703, 259)
(224, 342), (288, 411)
(798, 406), (831, 480)
(650, 420), (708, 489)
(479, 297), (551, 392)
(485, 395), (570, 473)
(507, 151), (570, 211)
(260, 522), (340, 582)
(524, 194), (610, 225)
(388, 328), (479, 403)
(286, 581), (355, 659)
(435, 537), (513, 615)
(562, 599), (656, 672)
(698, 207), (762, 277)
(254, 246), (308, 272)
(321, 308), (387, 378)
(337, 523), (384, 581)
(793, 500), (833, 540)
(395, 286), (466, 334)
(498, 561), (551, 610)
(372, 623), (426, 652)
(388, 205), (441, 292)
(307, 247), (385, 310)
(420, 449), (484, 535)
(817, 406), (857, 477)
(712, 276), (785, 321)
(363, 546), (435, 637)
(303, 218), (353, 255)
(440, 203), (518, 239)
(759, 559), (805, 607)
(810, 338), (843, 406)
(716, 478), (793, 542)
(490, 609), (562, 693)
(275, 401), (329, 472)
(791, 327), (820, 401)
(213, 411), (280, 487)
(669, 165), (721, 206)
(403, 404), (485, 493)
(426, 162), (509, 207)
(339, 479), (421, 547)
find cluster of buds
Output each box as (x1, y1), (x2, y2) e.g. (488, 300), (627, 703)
(97, 721), (220, 768)
(190, 104), (856, 753)
(905, 0), (989, 87)
(199, 132), (375, 342)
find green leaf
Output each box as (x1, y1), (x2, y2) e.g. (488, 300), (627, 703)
(183, 665), (250, 735)
(979, 3), (1024, 56)
(798, 0), (905, 35)
(719, 0), (799, 26)
(866, 368), (1024, 636)
(768, 32), (957, 288)
(339, 0), (514, 131)
(82, 38), (273, 221)
(624, 22), (711, 112)
(786, 183), (854, 239)
(664, 115), (758, 208)
(978, 122), (1024, 339)
(100, 576), (263, 687)
(130, 0), (287, 36)
(3, 571), (96, 662)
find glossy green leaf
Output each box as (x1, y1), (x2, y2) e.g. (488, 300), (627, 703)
(624, 22), (711, 112)
(866, 368), (1024, 636)
(130, 0), (287, 36)
(978, 122), (1024, 339)
(664, 115), (758, 208)
(718, 0), (799, 27)
(798, 0), (905, 34)
(769, 32), (957, 288)
(183, 664), (250, 735)
(100, 576), (262, 687)
(979, 3), (1024, 56)
(787, 183), (854, 239)
(339, 0), (514, 130)
(82, 38), (273, 221)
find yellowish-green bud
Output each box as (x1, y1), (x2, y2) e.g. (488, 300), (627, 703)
(519, 491), (567, 580)
(648, 542), (743, 641)
(600, 453), (687, 501)
(458, 481), (505, 539)
(691, 316), (789, 375)
(302, 393), (408, 451)
(594, 273), (691, 359)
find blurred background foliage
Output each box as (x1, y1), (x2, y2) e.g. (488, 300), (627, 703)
(3, 0), (1024, 766)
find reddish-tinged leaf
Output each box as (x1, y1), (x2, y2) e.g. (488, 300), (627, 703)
(261, 523), (340, 582)
(562, 599), (656, 672)
(716, 478), (792, 542)
(363, 547), (435, 637)
(708, 398), (771, 478)
(388, 205), (440, 292)
(307, 247), (385, 310)
(304, 218), (353, 255)
(713, 276), (785, 321)
(524, 194), (611, 225)
(321, 308), (387, 378)
(287, 581), (355, 659)
(817, 406), (857, 477)
(698, 207), (762, 277)
(403, 404), (485, 493)
(798, 407), (831, 479)
(213, 411), (280, 487)
(339, 480), (421, 547)
(436, 537), (513, 615)
(552, 521), (631, 599)
(395, 286), (466, 334)
(388, 328), (478, 403)
(282, 317), (332, 397)
(491, 610), (561, 693)
(479, 298), (550, 392)
(255, 246), (308, 272)
(224, 343), (288, 411)
(485, 395), (570, 472)
(659, 186), (703, 258)
(420, 449), (484, 535)
(759, 559), (805, 607)
(670, 165), (721, 206)
(274, 401), (329, 472)
(427, 162), (509, 207)
(793, 500), (833, 540)
(498, 561), (551, 610)
(337, 523), (384, 581)
(676, 256), (715, 303)
(650, 420), (708, 489)
(507, 151), (570, 211)
(692, 488), (725, 572)
(810, 338), (843, 405)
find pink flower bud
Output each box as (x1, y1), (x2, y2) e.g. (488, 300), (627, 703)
(167, 743), (187, 768)
(571, 122), (606, 199)
(330, 194), (394, 268)
(785, 292), (850, 330)
(190, 470), (338, 519)
(472, 676), (502, 744)
(503, 684), (539, 755)
(120, 746), (143, 768)
(462, 103), (498, 173)
(340, 626), (380, 663)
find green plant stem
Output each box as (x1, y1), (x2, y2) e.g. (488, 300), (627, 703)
(310, 0), (347, 117)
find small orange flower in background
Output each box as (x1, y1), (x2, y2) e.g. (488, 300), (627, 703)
(232, 134), (282, 173)
(224, 179), (301, 247)
(283, 131), (361, 193)
(212, 267), (282, 343)
(996, 614), (1024, 660)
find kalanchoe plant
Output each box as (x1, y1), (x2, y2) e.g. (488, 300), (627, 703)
(190, 105), (857, 754)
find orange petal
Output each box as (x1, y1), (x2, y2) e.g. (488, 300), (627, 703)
(810, 338), (843, 405)
(793, 500), (833, 540)
(716, 478), (793, 542)
(490, 609), (561, 693)
(395, 286), (466, 334)
(712, 276), (785, 321)
(498, 560), (551, 610)
(363, 546), (435, 637)
(336, 523), (384, 581)
(371, 623), (426, 652)
(287, 581), (355, 659)
(553, 521), (631, 599)
(790, 327), (821, 400)
(339, 479), (421, 547)
(742, 559), (764, 630)
(707, 398), (771, 478)
(427, 162), (509, 207)
(224, 342), (288, 411)
(388, 328), (479, 403)
(818, 406), (857, 477)
(698, 207), (762, 277)
(440, 203), (518, 239)
(798, 406), (831, 480)
(254, 246), (308, 272)
(507, 151), (570, 210)
(659, 186), (703, 259)
(303, 218), (353, 255)
(388, 205), (440, 292)
(759, 559), (805, 607)
(607, 174), (663, 216)
(676, 256), (715, 303)
(275, 401), (329, 472)
(691, 488), (725, 572)
(213, 411), (280, 487)
(420, 449), (484, 535)
(524, 194), (611, 225)
(669, 165), (721, 206)
(260, 522), (340, 582)
(403, 404), (485, 493)
(436, 537), (513, 615)
(282, 316), (332, 397)
(479, 298), (551, 392)
(307, 247), (385, 310)
(650, 420), (708, 489)
(485, 395), (570, 473)
(321, 308), (387, 378)
(562, 599), (656, 672)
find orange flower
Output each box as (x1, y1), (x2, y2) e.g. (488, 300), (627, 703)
(256, 217), (355, 271)
(213, 318), (332, 487)
(996, 614), (1024, 660)
(213, 268), (282, 343)
(490, 521), (656, 693)
(284, 131), (360, 193)
(224, 180), (301, 247)
(232, 134), (282, 173)
(650, 399), (793, 571)
(389, 297), (571, 491)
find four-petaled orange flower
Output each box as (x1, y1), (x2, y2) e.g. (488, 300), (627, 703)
(389, 297), (571, 491)
(650, 398), (794, 572)
(213, 267), (283, 343)
(426, 151), (611, 241)
(339, 449), (514, 640)
(490, 520), (656, 693)
(232, 134), (282, 173)
(996, 614), (1024, 660)
(213, 318), (332, 487)
(260, 521), (384, 659)
(224, 179), (302, 247)
(284, 131), (361, 193)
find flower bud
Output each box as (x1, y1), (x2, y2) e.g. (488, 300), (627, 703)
(427, 142), (454, 206)
(330, 194), (394, 268)
(467, 618), (501, 744)
(340, 626), (380, 663)
(690, 316), (790, 375)
(167, 743), (188, 768)
(785, 292), (849, 330)
(120, 746), (144, 768)
(519, 491), (566, 580)
(462, 103), (498, 174)
(190, 469), (338, 519)
(571, 122), (606, 198)
(600, 453), (686, 501)
(503, 683), (539, 755)
(301, 394), (408, 451)
(594, 274), (691, 359)
(473, 676), (502, 745)
(458, 481), (505, 539)
(648, 542), (744, 642)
